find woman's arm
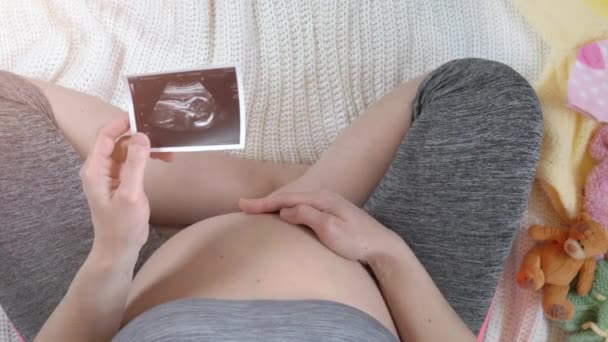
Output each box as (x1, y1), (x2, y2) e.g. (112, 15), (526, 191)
(36, 248), (138, 342)
(273, 76), (424, 206)
(240, 191), (476, 341)
(37, 118), (156, 341)
(369, 238), (475, 341)
(29, 78), (307, 226)
(29, 71), (420, 226)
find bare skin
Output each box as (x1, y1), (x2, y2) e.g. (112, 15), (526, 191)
(34, 76), (475, 341)
(29, 78), (308, 226)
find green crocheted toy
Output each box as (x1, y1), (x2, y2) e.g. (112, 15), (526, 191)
(562, 260), (608, 341)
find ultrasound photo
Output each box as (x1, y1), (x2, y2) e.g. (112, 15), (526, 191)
(124, 66), (245, 152)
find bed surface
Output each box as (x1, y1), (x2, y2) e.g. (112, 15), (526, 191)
(0, 1), (556, 341)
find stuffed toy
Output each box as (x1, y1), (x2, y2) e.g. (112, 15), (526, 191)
(584, 124), (608, 230)
(568, 40), (608, 123)
(562, 260), (608, 341)
(517, 214), (608, 321)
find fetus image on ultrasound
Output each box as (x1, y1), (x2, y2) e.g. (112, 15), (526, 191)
(151, 80), (217, 132)
(125, 66), (243, 151)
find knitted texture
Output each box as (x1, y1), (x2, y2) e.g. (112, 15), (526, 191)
(562, 260), (608, 341)
(0, 1), (550, 341)
(0, 305), (22, 342)
(0, 0), (548, 164)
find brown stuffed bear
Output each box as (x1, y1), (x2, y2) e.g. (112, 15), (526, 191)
(516, 214), (608, 321)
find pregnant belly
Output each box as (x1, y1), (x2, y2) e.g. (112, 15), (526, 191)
(123, 213), (396, 335)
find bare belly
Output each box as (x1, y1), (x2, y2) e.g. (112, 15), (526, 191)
(123, 212), (397, 335)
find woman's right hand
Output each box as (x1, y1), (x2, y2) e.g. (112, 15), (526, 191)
(240, 190), (406, 264)
(80, 117), (172, 257)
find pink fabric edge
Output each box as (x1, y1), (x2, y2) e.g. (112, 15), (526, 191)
(9, 321), (25, 342)
(478, 295), (495, 342)
(567, 102), (595, 120)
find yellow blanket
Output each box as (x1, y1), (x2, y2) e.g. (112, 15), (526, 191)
(515, 0), (608, 221)
(585, 0), (608, 20)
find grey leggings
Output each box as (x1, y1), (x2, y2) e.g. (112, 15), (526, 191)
(366, 58), (542, 332)
(0, 58), (542, 340)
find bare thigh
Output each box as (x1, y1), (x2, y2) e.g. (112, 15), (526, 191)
(29, 80), (307, 226)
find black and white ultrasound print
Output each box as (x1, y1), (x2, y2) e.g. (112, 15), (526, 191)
(125, 66), (245, 152)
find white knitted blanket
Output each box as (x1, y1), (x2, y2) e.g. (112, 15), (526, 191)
(0, 1), (556, 341)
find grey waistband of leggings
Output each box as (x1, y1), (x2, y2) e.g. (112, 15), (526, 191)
(113, 298), (399, 342)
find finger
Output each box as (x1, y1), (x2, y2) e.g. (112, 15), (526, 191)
(117, 133), (150, 197)
(90, 117), (130, 163)
(112, 135), (131, 162)
(151, 152), (175, 162)
(114, 137), (174, 164)
(280, 204), (342, 239)
(239, 191), (343, 216)
(111, 135), (131, 179)
(81, 118), (130, 201)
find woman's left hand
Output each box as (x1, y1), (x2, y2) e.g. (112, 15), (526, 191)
(239, 190), (404, 264)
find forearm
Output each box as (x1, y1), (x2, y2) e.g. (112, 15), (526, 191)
(29, 78), (308, 227)
(279, 76), (424, 206)
(36, 245), (138, 342)
(156, 75), (421, 223)
(145, 153), (307, 225)
(154, 75), (422, 225)
(369, 240), (476, 342)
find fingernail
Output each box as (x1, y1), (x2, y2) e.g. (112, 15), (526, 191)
(131, 134), (149, 147)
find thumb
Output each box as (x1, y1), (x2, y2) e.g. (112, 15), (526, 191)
(119, 133), (150, 196)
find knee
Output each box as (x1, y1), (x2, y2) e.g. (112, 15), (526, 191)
(0, 70), (55, 125)
(443, 58), (541, 118)
(417, 58), (543, 149)
(440, 58), (529, 86)
(0, 71), (40, 105)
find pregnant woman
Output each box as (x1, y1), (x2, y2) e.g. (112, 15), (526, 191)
(0, 58), (542, 341)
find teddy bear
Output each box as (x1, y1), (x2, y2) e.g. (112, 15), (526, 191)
(516, 214), (608, 321)
(584, 124), (608, 231)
